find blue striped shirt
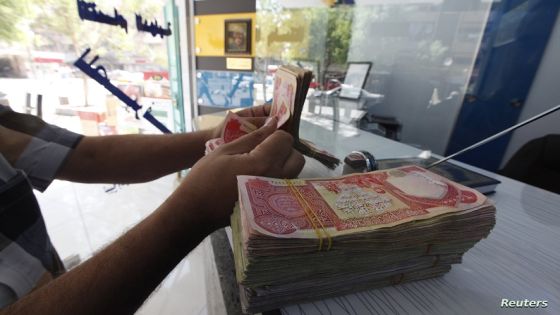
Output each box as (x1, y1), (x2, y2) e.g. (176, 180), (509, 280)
(0, 104), (83, 308)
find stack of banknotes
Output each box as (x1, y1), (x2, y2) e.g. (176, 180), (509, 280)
(232, 166), (496, 313)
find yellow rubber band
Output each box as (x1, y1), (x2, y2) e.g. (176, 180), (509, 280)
(286, 179), (332, 251)
(285, 179), (322, 248)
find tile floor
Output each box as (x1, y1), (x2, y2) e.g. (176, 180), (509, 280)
(35, 175), (209, 315)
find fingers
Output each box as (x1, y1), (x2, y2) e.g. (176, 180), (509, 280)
(237, 104), (271, 117)
(259, 104), (272, 116)
(242, 116), (267, 129)
(248, 131), (304, 178)
(281, 148), (305, 178)
(248, 130), (294, 170)
(214, 115), (304, 178)
(219, 117), (278, 155)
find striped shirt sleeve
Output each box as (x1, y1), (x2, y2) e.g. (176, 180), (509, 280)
(0, 105), (83, 191)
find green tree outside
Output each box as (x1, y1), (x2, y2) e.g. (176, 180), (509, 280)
(256, 0), (354, 87)
(1, 0), (168, 105)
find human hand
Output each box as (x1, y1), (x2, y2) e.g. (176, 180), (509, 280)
(180, 116), (304, 228)
(236, 103), (271, 118)
(209, 104), (271, 139)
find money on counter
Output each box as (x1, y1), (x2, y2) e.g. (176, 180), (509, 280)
(232, 165), (496, 313)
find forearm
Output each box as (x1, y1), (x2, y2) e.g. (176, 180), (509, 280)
(57, 129), (214, 183)
(2, 189), (213, 315)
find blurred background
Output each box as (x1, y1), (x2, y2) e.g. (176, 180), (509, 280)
(2, 0), (559, 176)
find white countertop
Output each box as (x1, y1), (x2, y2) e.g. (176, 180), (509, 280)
(197, 109), (560, 315)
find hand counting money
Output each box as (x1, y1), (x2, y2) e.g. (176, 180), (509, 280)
(205, 66), (340, 169)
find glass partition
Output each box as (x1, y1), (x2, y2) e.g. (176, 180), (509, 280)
(0, 0), (177, 135)
(255, 0), (492, 155)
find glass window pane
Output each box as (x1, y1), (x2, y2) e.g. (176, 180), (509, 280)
(255, 0), (492, 156)
(0, 0), (176, 135)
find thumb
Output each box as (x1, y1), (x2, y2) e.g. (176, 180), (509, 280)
(219, 116), (278, 155)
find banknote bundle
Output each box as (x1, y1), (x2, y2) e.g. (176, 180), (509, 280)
(205, 66), (340, 168)
(270, 65), (340, 169)
(232, 166), (496, 313)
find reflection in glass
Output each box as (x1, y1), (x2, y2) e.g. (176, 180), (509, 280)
(256, 0), (492, 155)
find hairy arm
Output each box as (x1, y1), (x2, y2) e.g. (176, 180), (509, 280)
(57, 129), (214, 183)
(1, 185), (212, 315)
(0, 114), (213, 184)
(56, 104), (271, 184)
(1, 118), (304, 315)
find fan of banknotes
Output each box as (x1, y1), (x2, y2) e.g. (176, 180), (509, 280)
(231, 165), (496, 313)
(205, 65), (340, 169)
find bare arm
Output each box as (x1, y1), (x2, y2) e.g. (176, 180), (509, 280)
(57, 104), (272, 184)
(0, 111), (214, 184)
(2, 184), (211, 315)
(57, 129), (213, 183)
(1, 117), (304, 315)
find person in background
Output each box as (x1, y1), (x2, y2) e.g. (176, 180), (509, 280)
(0, 103), (304, 314)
